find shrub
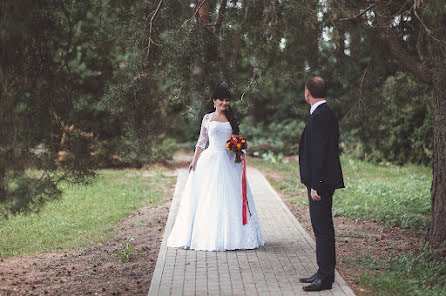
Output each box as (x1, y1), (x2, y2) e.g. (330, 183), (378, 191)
(240, 117), (305, 156)
(354, 72), (433, 165)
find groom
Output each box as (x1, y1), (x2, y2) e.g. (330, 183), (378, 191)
(298, 76), (344, 292)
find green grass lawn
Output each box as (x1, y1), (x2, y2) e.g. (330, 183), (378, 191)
(249, 155), (432, 233)
(359, 245), (446, 296)
(0, 168), (175, 258)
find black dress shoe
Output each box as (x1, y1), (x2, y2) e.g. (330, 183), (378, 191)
(302, 278), (333, 292)
(299, 273), (319, 283)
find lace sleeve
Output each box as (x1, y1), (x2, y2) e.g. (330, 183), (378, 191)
(195, 114), (209, 149)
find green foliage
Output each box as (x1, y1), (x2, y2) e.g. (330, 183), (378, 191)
(261, 151), (284, 164)
(1, 0), (441, 215)
(151, 137), (178, 164)
(353, 72), (433, 165)
(241, 117), (305, 156)
(116, 237), (143, 262)
(0, 0), (105, 214)
(0, 168), (174, 258)
(114, 135), (178, 167)
(360, 244), (446, 296)
(341, 254), (387, 271)
(0, 0), (180, 214)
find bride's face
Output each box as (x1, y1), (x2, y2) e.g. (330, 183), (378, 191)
(214, 98), (230, 112)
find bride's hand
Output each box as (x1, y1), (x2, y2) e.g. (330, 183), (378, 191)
(189, 161), (197, 172)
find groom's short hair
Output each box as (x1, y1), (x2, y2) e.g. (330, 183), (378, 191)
(305, 76), (326, 99)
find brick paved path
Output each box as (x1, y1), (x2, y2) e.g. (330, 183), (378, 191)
(148, 167), (355, 296)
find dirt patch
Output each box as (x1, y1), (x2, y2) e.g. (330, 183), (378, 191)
(257, 163), (425, 295)
(0, 181), (176, 296)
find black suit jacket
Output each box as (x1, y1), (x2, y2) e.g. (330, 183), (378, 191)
(299, 103), (344, 193)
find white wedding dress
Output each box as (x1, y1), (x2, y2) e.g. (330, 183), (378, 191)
(167, 112), (265, 251)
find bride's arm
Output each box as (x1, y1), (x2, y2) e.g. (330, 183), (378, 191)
(189, 147), (203, 172)
(190, 114), (209, 172)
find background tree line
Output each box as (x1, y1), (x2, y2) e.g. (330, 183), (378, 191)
(0, 0), (444, 243)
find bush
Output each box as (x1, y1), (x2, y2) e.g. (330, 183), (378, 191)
(353, 72), (433, 165)
(261, 151), (287, 164)
(240, 117), (305, 156)
(116, 135), (178, 167)
(151, 137), (178, 163)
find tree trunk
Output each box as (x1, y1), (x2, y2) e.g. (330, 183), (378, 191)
(0, 163), (7, 201)
(429, 65), (446, 244)
(337, 25), (346, 59)
(198, 0), (210, 24)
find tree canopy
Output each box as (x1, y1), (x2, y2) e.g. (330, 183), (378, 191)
(1, 0), (444, 243)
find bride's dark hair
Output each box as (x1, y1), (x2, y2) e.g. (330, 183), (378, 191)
(212, 86), (240, 135)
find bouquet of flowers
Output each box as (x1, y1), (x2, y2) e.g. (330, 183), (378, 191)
(226, 135), (248, 163)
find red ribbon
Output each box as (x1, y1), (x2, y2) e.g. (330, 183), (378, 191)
(247, 144), (274, 153)
(242, 153), (252, 225)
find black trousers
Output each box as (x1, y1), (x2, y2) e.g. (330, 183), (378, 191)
(307, 186), (336, 282)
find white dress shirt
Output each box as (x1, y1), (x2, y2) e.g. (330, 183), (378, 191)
(310, 100), (327, 114)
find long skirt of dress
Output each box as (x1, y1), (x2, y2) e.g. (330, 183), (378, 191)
(166, 147), (265, 251)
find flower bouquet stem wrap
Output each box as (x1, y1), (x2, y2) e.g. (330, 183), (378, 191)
(226, 135), (252, 225)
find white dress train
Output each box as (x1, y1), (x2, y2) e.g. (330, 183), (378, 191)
(166, 112), (265, 251)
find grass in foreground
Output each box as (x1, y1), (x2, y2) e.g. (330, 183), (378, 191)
(0, 168), (175, 258)
(248, 155), (431, 233)
(358, 245), (446, 296)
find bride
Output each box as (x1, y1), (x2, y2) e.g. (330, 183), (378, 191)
(167, 87), (265, 251)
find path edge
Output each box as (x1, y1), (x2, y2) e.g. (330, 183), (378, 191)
(148, 169), (188, 296)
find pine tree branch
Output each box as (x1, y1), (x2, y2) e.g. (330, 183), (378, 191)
(146, 0), (164, 64)
(59, 2), (74, 72)
(231, 2), (248, 68)
(177, 0), (209, 33)
(359, 39), (377, 103)
(416, 29), (426, 62)
(342, 37), (377, 122)
(413, 0), (432, 37)
(339, 2), (378, 21)
(412, 0), (445, 45)
(376, 3), (433, 85)
(382, 28), (433, 85)
(232, 34), (241, 67)
(214, 0), (228, 36)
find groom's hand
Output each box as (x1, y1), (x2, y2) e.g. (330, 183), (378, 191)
(311, 188), (321, 201)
